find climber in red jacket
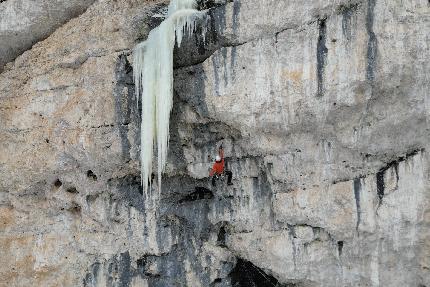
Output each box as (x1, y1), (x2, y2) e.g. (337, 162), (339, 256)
(210, 144), (233, 186)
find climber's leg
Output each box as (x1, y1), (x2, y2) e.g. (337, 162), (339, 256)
(212, 175), (216, 187)
(225, 171), (233, 185)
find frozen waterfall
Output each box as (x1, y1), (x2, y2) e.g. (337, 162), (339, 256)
(133, 0), (203, 199)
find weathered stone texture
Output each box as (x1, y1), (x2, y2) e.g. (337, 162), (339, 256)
(0, 0), (98, 72)
(0, 0), (429, 286)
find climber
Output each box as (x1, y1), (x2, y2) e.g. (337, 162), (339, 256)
(210, 144), (233, 186)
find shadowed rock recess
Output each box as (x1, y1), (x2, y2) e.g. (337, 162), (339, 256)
(0, 0), (429, 286)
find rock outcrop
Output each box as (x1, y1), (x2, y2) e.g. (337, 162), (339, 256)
(0, 0), (97, 72)
(0, 0), (429, 286)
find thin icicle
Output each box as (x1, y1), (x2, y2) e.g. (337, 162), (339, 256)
(133, 42), (146, 109)
(133, 0), (204, 200)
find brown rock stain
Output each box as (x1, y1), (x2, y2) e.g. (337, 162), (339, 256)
(52, 89), (86, 119)
(0, 206), (15, 229)
(0, 235), (36, 285)
(282, 69), (303, 85)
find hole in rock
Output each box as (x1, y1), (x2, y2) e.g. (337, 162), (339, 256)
(66, 187), (79, 194)
(179, 187), (213, 203)
(337, 241), (344, 256)
(136, 257), (146, 274)
(68, 202), (81, 214)
(54, 179), (62, 188)
(86, 194), (99, 204)
(217, 226), (227, 247)
(230, 258), (289, 287)
(87, 170), (98, 181)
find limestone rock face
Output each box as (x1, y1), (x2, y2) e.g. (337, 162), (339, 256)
(0, 0), (429, 286)
(0, 0), (97, 72)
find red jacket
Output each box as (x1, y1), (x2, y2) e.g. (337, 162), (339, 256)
(210, 149), (224, 176)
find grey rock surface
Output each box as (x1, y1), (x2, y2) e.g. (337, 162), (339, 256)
(0, 0), (96, 72)
(0, 0), (429, 286)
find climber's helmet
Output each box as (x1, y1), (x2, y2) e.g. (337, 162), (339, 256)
(215, 155), (221, 162)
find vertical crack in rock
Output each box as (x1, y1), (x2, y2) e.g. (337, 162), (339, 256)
(83, 252), (133, 287)
(136, 256), (146, 275)
(287, 224), (298, 269)
(217, 224), (227, 247)
(222, 47), (229, 86)
(340, 4), (358, 41)
(230, 0), (241, 79)
(366, 0), (378, 82)
(114, 54), (137, 160)
(316, 18), (328, 97)
(83, 262), (101, 287)
(212, 54), (221, 96)
(232, 0), (241, 35)
(375, 149), (421, 208)
(376, 169), (385, 207)
(342, 9), (352, 41)
(230, 46), (238, 80)
(259, 166), (277, 228)
(353, 178), (362, 231)
(116, 252), (132, 287)
(337, 241), (344, 257)
(107, 174), (145, 212)
(358, 0), (378, 129)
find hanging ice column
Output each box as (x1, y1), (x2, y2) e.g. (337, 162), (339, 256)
(133, 0), (204, 198)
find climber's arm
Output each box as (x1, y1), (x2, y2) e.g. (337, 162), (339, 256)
(219, 145), (224, 160)
(209, 164), (215, 176)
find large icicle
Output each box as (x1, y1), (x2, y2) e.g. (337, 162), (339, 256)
(168, 0), (197, 15)
(133, 0), (203, 199)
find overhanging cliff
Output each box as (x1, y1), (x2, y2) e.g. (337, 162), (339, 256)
(0, 0), (429, 286)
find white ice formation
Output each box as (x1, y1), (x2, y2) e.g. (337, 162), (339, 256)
(133, 0), (204, 199)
